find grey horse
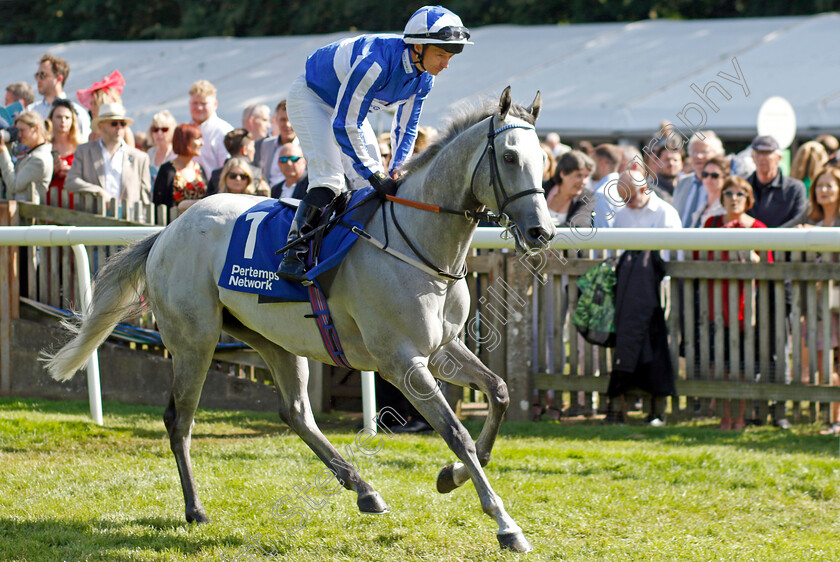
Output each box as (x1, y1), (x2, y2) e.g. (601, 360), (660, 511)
(44, 87), (555, 553)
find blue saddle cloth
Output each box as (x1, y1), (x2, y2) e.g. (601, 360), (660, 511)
(218, 188), (374, 301)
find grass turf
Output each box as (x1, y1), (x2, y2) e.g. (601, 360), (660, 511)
(1, 397), (840, 561)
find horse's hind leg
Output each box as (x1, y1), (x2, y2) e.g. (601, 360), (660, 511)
(429, 339), (509, 493)
(163, 348), (216, 523)
(223, 320), (388, 516)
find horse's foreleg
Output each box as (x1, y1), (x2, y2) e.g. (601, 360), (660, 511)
(429, 339), (509, 493)
(224, 322), (388, 517)
(273, 354), (388, 515)
(163, 352), (214, 524)
(381, 355), (531, 553)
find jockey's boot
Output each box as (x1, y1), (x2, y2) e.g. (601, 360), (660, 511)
(276, 187), (334, 282)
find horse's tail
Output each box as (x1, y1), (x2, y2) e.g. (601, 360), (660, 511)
(41, 233), (160, 382)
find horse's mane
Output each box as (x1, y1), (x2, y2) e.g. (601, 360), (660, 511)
(400, 99), (536, 178)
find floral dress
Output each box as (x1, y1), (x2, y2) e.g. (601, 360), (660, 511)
(171, 160), (207, 204)
(153, 160), (208, 208)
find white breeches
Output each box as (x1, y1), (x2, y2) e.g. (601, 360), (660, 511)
(286, 75), (381, 196)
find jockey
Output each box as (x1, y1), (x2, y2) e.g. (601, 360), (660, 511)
(276, 5), (473, 282)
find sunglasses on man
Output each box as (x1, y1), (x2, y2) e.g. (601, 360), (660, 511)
(279, 155), (302, 164)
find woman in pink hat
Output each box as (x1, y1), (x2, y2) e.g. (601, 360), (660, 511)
(77, 70), (135, 147)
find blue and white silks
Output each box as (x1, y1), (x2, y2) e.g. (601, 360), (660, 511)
(304, 35), (433, 179)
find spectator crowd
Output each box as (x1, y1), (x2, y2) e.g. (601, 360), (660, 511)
(537, 124), (840, 432)
(0, 55), (316, 217)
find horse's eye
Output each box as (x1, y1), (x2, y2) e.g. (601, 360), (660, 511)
(503, 151), (516, 163)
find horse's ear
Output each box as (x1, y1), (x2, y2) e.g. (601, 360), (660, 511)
(529, 91), (542, 121)
(499, 86), (512, 120)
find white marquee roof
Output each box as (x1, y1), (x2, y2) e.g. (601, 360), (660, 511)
(2, 13), (838, 140)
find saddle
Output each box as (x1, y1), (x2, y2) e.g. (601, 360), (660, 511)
(278, 188), (381, 271)
(268, 189), (385, 369)
(217, 187), (383, 306)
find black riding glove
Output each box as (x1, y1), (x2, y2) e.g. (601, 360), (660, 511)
(369, 171), (398, 198)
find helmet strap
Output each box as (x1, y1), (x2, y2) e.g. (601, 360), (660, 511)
(411, 44), (427, 73)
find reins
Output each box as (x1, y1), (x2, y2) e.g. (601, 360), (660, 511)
(278, 115), (541, 283)
(364, 115), (539, 282)
(384, 194), (496, 223)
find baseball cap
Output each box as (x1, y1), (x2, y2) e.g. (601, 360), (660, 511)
(750, 135), (780, 152)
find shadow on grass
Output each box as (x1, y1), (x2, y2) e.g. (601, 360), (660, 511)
(6, 396), (838, 459)
(0, 515), (380, 561)
(0, 397), (363, 443)
(481, 419), (840, 458)
(0, 516), (246, 561)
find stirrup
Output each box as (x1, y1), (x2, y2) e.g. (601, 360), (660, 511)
(277, 244), (311, 284)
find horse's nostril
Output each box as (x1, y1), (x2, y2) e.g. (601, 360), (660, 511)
(528, 226), (551, 243)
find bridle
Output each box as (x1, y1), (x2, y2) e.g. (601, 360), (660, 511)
(387, 116), (541, 223)
(376, 115), (543, 281)
(468, 116), (543, 234)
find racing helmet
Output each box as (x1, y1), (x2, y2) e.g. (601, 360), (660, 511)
(403, 6), (473, 54)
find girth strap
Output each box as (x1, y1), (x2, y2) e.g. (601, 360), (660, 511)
(307, 282), (353, 369)
(304, 238), (353, 369)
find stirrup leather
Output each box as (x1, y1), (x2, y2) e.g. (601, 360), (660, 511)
(276, 201), (322, 283)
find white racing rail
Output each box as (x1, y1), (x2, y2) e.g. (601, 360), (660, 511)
(0, 226), (161, 425)
(474, 226), (840, 251)
(2, 225), (839, 427)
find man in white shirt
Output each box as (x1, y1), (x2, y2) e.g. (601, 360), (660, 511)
(613, 169), (682, 229)
(589, 144), (623, 229)
(608, 169), (680, 427)
(29, 54), (91, 140)
(613, 169), (682, 260)
(189, 80), (233, 177)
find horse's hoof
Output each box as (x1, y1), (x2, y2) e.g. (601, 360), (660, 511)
(186, 510), (210, 524)
(436, 464), (460, 494)
(498, 531), (533, 553)
(358, 491), (389, 514)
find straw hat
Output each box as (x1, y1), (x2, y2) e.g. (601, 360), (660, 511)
(92, 102), (134, 128)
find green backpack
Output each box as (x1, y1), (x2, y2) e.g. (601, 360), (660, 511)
(572, 257), (617, 347)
